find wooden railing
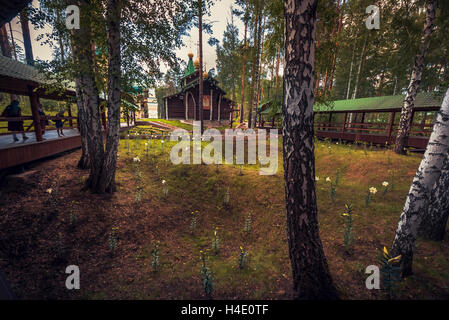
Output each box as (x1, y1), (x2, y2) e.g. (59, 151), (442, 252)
(0, 116), (78, 135)
(314, 121), (433, 137)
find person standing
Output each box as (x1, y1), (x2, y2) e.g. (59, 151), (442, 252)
(1, 100), (28, 142)
(38, 104), (48, 136)
(53, 110), (66, 137)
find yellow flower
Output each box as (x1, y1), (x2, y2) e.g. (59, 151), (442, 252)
(46, 188), (53, 194)
(383, 246), (389, 257)
(388, 255), (401, 264)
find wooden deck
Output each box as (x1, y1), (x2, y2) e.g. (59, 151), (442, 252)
(0, 123), (134, 170)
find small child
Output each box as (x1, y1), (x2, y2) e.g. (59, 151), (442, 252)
(53, 111), (66, 137)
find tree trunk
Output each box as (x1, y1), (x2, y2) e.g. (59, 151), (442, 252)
(71, 0), (104, 191)
(198, 0), (204, 133)
(345, 43), (355, 100)
(20, 8), (34, 66)
(329, 0), (346, 90)
(419, 152), (449, 241)
(69, 24), (90, 169)
(239, 1), (248, 124)
(394, 0), (437, 154)
(284, 0), (338, 300)
(391, 86), (449, 277)
(351, 36), (367, 100)
(275, 44), (281, 89)
(247, 1), (259, 129)
(251, 3), (263, 129)
(98, 0), (121, 193)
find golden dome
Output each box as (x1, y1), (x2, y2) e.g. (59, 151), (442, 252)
(188, 51), (194, 58)
(203, 71), (208, 78)
(193, 58), (200, 69)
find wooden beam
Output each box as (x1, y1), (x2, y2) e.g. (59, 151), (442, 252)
(67, 104), (73, 127)
(342, 112), (347, 132)
(387, 111), (395, 138)
(28, 85), (42, 141)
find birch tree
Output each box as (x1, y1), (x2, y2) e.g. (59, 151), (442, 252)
(283, 0), (338, 299)
(391, 86), (449, 277)
(394, 0), (437, 154)
(419, 153), (449, 241)
(97, 0), (121, 193)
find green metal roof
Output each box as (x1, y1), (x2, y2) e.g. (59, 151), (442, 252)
(184, 57), (195, 77)
(314, 93), (442, 113)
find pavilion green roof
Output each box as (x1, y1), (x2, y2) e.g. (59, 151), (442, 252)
(314, 93), (442, 113)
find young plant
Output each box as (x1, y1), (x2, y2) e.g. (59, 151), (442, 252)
(330, 183), (336, 202)
(69, 210), (77, 225)
(380, 246), (402, 299)
(335, 168), (342, 186)
(238, 246), (248, 269)
(341, 204), (354, 252)
(200, 250), (213, 298)
(223, 187), (230, 207)
(382, 181), (389, 196)
(109, 227), (118, 254)
(162, 179), (168, 197)
(244, 213), (252, 235)
(135, 186), (142, 203)
(211, 228), (219, 253)
(46, 182), (60, 213)
(145, 141), (149, 157)
(151, 241), (160, 272)
(126, 134), (130, 154)
(365, 187), (377, 206)
(190, 211), (198, 234)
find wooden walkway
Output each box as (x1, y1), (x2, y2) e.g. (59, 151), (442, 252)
(0, 123), (134, 170)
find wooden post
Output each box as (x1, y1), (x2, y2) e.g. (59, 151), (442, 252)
(126, 112), (129, 127)
(68, 104), (73, 127)
(218, 94), (222, 123)
(387, 111), (395, 138)
(28, 86), (42, 141)
(360, 112), (365, 133)
(342, 112), (347, 132)
(210, 89), (213, 120)
(328, 112), (332, 131)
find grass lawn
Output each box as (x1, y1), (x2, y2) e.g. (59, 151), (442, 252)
(1, 137), (448, 299)
(139, 119), (194, 131)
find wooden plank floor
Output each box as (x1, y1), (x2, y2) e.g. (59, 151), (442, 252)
(0, 123), (134, 170)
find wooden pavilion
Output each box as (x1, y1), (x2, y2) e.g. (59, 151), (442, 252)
(314, 93), (441, 149)
(256, 93), (442, 149)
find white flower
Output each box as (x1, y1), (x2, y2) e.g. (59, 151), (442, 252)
(46, 188), (53, 194)
(326, 177), (331, 182)
(145, 142), (148, 146)
(161, 140), (165, 144)
(315, 176), (320, 181)
(382, 181), (389, 187)
(133, 156), (140, 162)
(369, 187), (377, 194)
(162, 180), (166, 184)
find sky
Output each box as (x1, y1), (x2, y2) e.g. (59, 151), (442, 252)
(8, 0), (245, 75)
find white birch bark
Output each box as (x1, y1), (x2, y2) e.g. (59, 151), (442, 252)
(392, 86), (449, 276)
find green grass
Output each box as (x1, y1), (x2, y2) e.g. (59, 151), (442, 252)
(73, 137), (448, 299)
(139, 118), (193, 131)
